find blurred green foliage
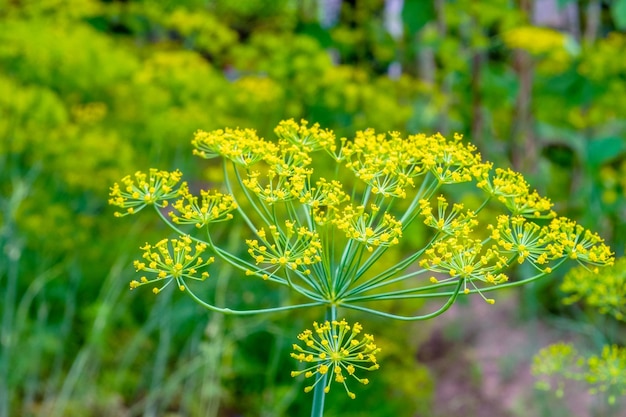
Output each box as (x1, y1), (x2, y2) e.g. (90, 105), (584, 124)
(1, 0), (626, 416)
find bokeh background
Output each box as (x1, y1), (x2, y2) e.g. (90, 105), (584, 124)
(1, 0), (626, 416)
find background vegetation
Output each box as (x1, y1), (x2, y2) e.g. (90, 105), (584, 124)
(1, 0), (625, 416)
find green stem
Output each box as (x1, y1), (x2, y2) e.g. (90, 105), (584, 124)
(182, 280), (324, 315)
(340, 279), (463, 321)
(228, 162), (272, 227)
(310, 305), (337, 417)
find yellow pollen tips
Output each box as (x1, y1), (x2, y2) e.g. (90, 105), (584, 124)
(130, 235), (213, 295)
(291, 320), (380, 398)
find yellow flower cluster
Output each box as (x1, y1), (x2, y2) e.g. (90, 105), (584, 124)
(420, 237), (508, 303)
(561, 257), (626, 321)
(549, 217), (613, 269)
(476, 167), (555, 218)
(341, 130), (481, 198)
(242, 168), (306, 205)
(170, 187), (238, 228)
(131, 235), (214, 294)
(419, 195), (478, 237)
(578, 32), (626, 81)
(503, 26), (567, 56)
(298, 178), (350, 225)
(419, 213), (613, 294)
(502, 26), (576, 73)
(108, 169), (184, 216)
(291, 319), (380, 399)
(192, 127), (275, 167)
(334, 204), (403, 252)
(489, 215), (556, 268)
(533, 342), (626, 405)
(586, 345), (626, 401)
(246, 220), (322, 278)
(342, 130), (422, 198)
(274, 119), (337, 154)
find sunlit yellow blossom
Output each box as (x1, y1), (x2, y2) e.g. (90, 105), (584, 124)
(419, 195), (477, 237)
(192, 127), (276, 167)
(343, 130), (423, 198)
(274, 118), (337, 154)
(561, 258), (626, 321)
(425, 133), (481, 184)
(264, 140), (313, 176)
(291, 320), (380, 399)
(533, 343), (626, 404)
(420, 236), (508, 303)
(170, 188), (238, 228)
(476, 167), (555, 218)
(243, 169), (307, 205)
(547, 217), (613, 269)
(586, 345), (626, 401)
(130, 235), (214, 294)
(334, 204), (402, 251)
(503, 26), (570, 57)
(504, 26), (576, 74)
(246, 220), (322, 277)
(109, 169), (184, 216)
(298, 178), (350, 225)
(489, 215), (556, 269)
(579, 32), (626, 81)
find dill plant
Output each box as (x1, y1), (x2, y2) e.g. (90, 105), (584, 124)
(109, 119), (613, 416)
(532, 258), (626, 408)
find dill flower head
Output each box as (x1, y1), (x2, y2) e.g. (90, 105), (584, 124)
(561, 257), (626, 321)
(246, 220), (322, 279)
(476, 167), (555, 218)
(547, 217), (614, 269)
(192, 127), (276, 167)
(274, 118), (337, 154)
(489, 215), (555, 268)
(503, 26), (568, 56)
(298, 178), (350, 225)
(108, 169), (184, 216)
(242, 169), (308, 204)
(170, 187), (238, 228)
(533, 342), (626, 405)
(291, 319), (380, 399)
(131, 235), (214, 294)
(420, 236), (509, 303)
(425, 133), (481, 184)
(343, 129), (420, 198)
(586, 345), (626, 401)
(419, 195), (478, 237)
(333, 204), (403, 252)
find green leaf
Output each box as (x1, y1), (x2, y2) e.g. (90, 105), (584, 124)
(612, 0), (626, 30)
(402, 0), (435, 37)
(587, 137), (626, 167)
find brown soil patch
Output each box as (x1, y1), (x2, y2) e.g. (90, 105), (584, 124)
(416, 290), (625, 417)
